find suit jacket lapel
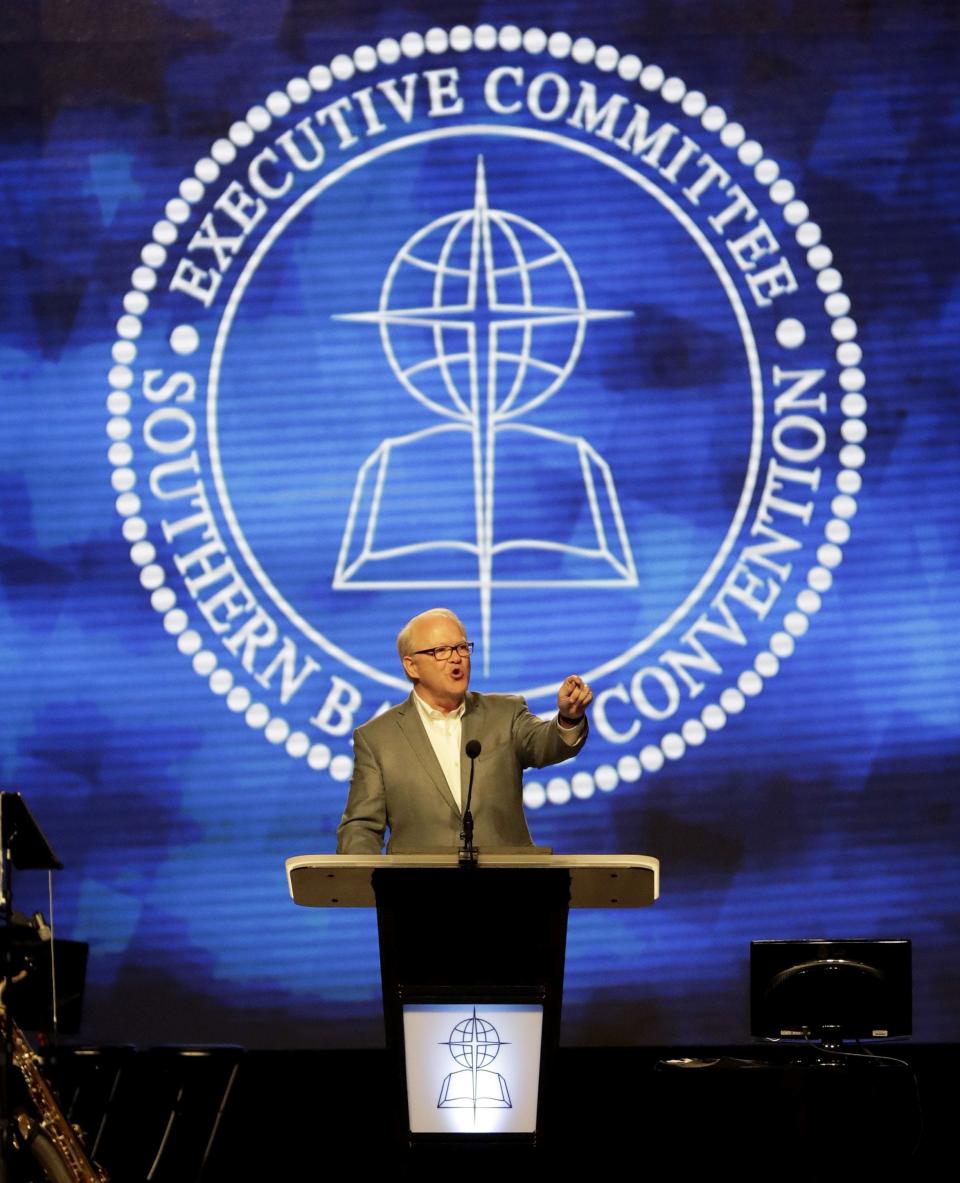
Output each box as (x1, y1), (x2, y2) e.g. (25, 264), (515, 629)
(396, 692), (461, 818)
(460, 692), (483, 807)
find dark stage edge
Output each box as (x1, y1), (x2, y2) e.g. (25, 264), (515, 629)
(36, 1043), (954, 1180)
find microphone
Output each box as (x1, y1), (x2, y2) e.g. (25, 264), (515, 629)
(459, 740), (482, 867)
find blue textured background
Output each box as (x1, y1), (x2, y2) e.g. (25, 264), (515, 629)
(1, 0), (957, 1047)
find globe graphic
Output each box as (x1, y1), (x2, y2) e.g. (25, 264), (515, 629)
(447, 1015), (501, 1069)
(377, 200), (589, 422)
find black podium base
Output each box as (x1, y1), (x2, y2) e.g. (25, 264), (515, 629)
(373, 867), (571, 1149)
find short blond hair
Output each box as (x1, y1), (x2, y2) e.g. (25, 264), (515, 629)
(396, 608), (466, 660)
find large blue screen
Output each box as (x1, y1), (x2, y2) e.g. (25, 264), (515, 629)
(1, 0), (957, 1047)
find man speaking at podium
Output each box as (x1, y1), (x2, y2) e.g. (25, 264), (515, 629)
(336, 608), (592, 854)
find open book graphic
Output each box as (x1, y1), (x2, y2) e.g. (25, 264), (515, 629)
(438, 1067), (512, 1109)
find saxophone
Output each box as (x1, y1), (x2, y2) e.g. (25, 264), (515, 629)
(2, 1010), (109, 1183)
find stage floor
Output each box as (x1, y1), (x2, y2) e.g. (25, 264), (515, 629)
(30, 1042), (953, 1180)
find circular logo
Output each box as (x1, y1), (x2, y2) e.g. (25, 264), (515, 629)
(106, 26), (866, 807)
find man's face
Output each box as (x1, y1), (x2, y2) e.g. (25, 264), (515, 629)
(402, 614), (471, 712)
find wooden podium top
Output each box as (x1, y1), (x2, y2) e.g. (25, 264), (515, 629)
(285, 853), (659, 909)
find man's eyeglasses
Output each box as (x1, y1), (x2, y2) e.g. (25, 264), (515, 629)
(411, 642), (475, 661)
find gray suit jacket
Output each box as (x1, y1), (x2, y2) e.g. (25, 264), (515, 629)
(336, 691), (587, 853)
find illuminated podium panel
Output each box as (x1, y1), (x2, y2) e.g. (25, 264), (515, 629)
(286, 854), (659, 1148)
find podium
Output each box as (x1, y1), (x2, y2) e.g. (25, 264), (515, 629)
(286, 853), (659, 1148)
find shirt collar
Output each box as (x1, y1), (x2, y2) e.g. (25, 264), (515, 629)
(412, 689), (466, 723)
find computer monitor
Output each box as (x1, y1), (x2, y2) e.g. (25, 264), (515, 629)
(750, 938), (911, 1042)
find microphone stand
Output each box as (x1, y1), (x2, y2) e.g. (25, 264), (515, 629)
(458, 740), (481, 868)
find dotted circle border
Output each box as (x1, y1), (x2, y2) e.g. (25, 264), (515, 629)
(108, 25), (865, 794)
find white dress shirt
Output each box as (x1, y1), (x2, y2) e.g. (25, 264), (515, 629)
(412, 691), (466, 808)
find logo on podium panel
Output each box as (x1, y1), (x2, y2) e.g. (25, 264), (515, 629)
(403, 1002), (540, 1134)
(438, 1009), (512, 1112)
(110, 25), (865, 804)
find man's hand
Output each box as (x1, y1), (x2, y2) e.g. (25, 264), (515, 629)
(557, 675), (593, 723)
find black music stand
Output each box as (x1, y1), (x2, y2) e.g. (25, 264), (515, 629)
(0, 794), (63, 876)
